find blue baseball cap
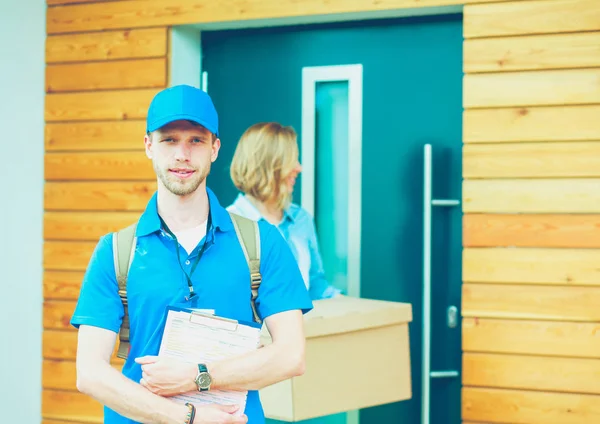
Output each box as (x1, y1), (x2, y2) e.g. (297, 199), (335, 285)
(146, 84), (219, 136)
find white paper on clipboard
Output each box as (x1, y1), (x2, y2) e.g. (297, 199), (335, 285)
(158, 308), (261, 414)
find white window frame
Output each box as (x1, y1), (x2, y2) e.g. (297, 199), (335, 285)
(301, 64), (363, 300)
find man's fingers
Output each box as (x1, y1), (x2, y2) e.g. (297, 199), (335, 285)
(214, 404), (240, 414)
(140, 377), (160, 394)
(140, 364), (154, 376)
(230, 414), (248, 424)
(134, 355), (158, 365)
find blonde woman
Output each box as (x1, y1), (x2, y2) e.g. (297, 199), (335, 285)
(227, 122), (341, 300)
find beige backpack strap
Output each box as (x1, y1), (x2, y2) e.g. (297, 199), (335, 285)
(112, 223), (137, 360)
(229, 212), (262, 324)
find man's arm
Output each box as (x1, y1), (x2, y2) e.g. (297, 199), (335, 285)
(137, 309), (305, 394)
(76, 325), (247, 424)
(208, 309), (305, 391)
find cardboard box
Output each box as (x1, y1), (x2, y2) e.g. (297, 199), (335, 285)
(258, 295), (413, 421)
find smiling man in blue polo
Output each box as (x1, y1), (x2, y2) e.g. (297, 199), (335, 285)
(71, 85), (313, 424)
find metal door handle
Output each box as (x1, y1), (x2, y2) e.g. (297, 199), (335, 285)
(447, 305), (458, 328)
(422, 144), (460, 424)
(430, 370), (460, 378)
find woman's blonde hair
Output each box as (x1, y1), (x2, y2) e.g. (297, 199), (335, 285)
(230, 122), (299, 210)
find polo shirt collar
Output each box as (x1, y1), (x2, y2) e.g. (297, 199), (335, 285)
(136, 187), (234, 237)
(231, 194), (295, 224)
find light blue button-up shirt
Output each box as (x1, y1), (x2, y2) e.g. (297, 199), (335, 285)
(228, 194), (342, 300)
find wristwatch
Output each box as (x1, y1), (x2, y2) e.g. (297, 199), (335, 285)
(194, 364), (212, 392)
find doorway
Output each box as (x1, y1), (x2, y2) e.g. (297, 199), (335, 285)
(197, 13), (463, 424)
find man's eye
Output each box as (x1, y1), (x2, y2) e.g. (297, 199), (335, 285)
(163, 138), (174, 142)
(192, 138), (206, 143)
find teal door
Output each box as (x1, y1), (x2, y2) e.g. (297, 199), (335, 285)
(203, 13), (463, 424)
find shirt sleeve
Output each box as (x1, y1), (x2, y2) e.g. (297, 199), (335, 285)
(70, 233), (124, 334)
(306, 214), (343, 300)
(255, 222), (313, 320)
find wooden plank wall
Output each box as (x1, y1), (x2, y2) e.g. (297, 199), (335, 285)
(462, 0), (600, 423)
(43, 13), (165, 422)
(43, 0), (600, 423)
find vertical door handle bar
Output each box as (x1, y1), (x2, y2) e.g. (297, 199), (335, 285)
(422, 144), (433, 424)
(422, 144), (460, 424)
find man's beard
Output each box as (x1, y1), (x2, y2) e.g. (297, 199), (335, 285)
(154, 161), (209, 196)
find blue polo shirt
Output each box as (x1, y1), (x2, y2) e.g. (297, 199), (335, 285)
(71, 188), (313, 424)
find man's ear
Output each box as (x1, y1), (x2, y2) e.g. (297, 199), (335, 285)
(211, 138), (221, 163)
(144, 133), (153, 159)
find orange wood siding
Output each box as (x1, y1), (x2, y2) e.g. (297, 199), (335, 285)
(46, 0), (497, 34)
(463, 214), (600, 248)
(462, 0), (600, 421)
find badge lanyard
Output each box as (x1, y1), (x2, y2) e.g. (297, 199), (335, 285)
(159, 211), (212, 305)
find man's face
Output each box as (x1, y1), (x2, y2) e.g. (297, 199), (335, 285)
(144, 120), (220, 197)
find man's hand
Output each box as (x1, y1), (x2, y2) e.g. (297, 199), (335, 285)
(195, 405), (248, 424)
(135, 356), (196, 396)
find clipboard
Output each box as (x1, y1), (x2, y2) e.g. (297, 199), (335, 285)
(157, 306), (262, 414)
(165, 305), (261, 331)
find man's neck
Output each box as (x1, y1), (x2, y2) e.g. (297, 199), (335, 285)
(157, 184), (210, 232)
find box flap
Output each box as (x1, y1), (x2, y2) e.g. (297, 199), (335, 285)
(304, 296), (412, 338)
(261, 296), (412, 342)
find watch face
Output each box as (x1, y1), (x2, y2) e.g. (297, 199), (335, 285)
(197, 372), (212, 389)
